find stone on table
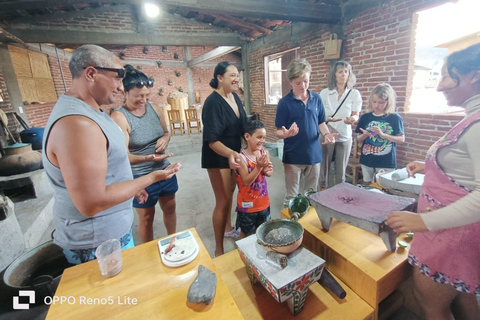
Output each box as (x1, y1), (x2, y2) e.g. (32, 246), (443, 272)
(187, 265), (217, 305)
(308, 183), (416, 252)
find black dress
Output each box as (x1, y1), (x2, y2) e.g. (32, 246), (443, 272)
(201, 91), (247, 168)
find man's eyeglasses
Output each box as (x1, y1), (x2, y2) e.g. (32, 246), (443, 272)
(124, 79), (155, 91)
(84, 67), (126, 78)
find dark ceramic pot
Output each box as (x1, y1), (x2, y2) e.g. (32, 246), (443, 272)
(0, 143), (43, 176)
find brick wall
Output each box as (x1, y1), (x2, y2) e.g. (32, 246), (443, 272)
(0, 44), (240, 130)
(2, 6), (241, 129)
(249, 0), (459, 167)
(343, 0), (457, 167)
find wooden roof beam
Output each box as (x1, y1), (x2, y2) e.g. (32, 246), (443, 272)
(0, 27), (28, 47)
(4, 28), (246, 46)
(187, 46), (241, 67)
(210, 14), (273, 35)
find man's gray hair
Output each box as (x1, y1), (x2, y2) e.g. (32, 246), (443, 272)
(69, 45), (119, 79)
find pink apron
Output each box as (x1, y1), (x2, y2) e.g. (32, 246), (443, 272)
(408, 112), (480, 296)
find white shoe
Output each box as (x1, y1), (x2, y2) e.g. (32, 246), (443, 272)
(224, 228), (240, 239)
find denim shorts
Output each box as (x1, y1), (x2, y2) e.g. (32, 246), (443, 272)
(236, 207), (271, 236)
(133, 174), (178, 208)
(62, 229), (135, 265)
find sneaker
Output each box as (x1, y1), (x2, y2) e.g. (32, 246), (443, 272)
(224, 228), (240, 239)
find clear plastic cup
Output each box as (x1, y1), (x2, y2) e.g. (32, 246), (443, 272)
(95, 239), (123, 278)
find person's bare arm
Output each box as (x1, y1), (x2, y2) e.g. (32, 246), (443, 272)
(209, 141), (241, 169)
(344, 111), (359, 125)
(318, 122), (338, 144)
(263, 149), (273, 177)
(47, 116), (179, 216)
(152, 104), (171, 153)
(237, 153), (269, 186)
(357, 130), (369, 143)
(111, 111), (172, 165)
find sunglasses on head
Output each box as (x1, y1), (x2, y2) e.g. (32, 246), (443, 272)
(85, 66), (126, 78)
(124, 79), (155, 91)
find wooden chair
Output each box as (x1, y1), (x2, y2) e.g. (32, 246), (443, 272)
(184, 108), (201, 134)
(167, 109), (185, 135)
(346, 137), (362, 185)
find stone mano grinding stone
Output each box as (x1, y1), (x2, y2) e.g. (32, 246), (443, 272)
(309, 183), (416, 252)
(187, 265), (217, 305)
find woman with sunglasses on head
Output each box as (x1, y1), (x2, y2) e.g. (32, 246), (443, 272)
(112, 65), (180, 243)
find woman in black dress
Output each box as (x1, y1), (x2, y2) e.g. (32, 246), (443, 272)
(202, 61), (247, 256)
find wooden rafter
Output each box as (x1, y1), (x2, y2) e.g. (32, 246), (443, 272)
(210, 14), (273, 35)
(0, 27), (28, 47)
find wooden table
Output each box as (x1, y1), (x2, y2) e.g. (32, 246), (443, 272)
(281, 207), (411, 319)
(214, 250), (374, 320)
(46, 228), (243, 320)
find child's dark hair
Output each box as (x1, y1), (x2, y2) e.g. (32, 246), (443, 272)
(244, 119), (265, 136)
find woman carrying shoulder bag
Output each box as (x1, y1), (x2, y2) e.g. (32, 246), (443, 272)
(319, 61), (362, 189)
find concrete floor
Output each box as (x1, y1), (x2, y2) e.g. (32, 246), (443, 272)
(34, 133), (287, 258)
(127, 147), (287, 258)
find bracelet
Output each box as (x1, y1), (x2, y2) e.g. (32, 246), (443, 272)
(325, 132), (333, 136)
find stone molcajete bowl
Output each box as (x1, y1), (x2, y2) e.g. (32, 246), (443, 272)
(256, 218), (304, 254)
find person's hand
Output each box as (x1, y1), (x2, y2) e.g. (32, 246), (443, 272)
(344, 116), (356, 125)
(280, 122), (299, 139)
(385, 211), (428, 233)
(406, 161), (426, 178)
(256, 154), (269, 169)
(135, 189), (148, 204)
(359, 128), (376, 138)
(327, 117), (342, 123)
(154, 162), (181, 181)
(155, 136), (169, 153)
(229, 152), (241, 170)
(145, 153), (173, 162)
(322, 132), (339, 144)
(369, 126), (385, 137)
(263, 162), (273, 176)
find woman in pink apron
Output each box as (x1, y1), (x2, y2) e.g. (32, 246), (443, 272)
(387, 43), (480, 319)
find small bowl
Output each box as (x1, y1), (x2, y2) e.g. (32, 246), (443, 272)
(256, 218), (304, 254)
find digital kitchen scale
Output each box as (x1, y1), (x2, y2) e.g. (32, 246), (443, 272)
(158, 230), (199, 267)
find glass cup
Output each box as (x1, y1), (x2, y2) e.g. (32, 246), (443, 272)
(95, 239), (123, 278)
